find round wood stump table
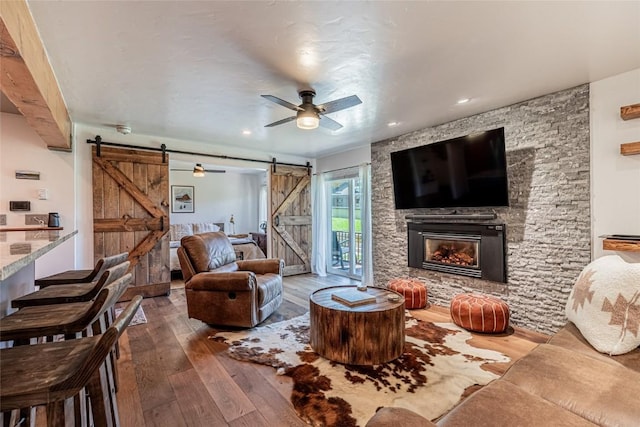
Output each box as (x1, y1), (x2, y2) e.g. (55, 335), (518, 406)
(309, 286), (405, 365)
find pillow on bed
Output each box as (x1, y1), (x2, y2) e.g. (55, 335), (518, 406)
(192, 222), (221, 234)
(170, 223), (193, 242)
(565, 255), (640, 355)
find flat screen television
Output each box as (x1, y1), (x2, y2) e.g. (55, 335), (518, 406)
(390, 127), (509, 209)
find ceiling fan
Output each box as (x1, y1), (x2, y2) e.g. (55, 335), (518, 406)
(170, 163), (226, 177)
(261, 90), (362, 131)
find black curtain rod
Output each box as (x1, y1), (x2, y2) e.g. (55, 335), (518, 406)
(312, 162), (371, 176)
(86, 136), (312, 170)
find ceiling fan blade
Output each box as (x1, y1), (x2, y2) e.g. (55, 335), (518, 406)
(264, 116), (297, 127)
(319, 115), (343, 131)
(316, 95), (362, 114)
(261, 95), (303, 112)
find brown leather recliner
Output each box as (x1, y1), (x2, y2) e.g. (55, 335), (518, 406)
(177, 231), (284, 327)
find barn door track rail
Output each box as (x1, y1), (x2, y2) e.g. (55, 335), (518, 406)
(87, 135), (312, 172)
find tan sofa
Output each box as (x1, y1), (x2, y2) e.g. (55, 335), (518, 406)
(367, 322), (640, 427)
(177, 231), (283, 328)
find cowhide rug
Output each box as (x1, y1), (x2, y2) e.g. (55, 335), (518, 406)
(115, 305), (147, 326)
(212, 312), (509, 427)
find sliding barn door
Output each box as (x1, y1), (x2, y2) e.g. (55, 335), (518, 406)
(92, 146), (170, 299)
(270, 165), (312, 276)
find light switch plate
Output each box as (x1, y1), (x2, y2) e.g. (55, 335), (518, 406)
(37, 189), (48, 200)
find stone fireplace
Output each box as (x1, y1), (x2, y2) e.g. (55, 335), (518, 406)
(408, 221), (507, 283)
(371, 84), (591, 334)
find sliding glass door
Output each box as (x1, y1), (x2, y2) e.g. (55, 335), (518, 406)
(327, 175), (362, 278)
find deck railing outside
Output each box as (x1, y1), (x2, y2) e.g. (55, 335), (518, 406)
(334, 230), (362, 266)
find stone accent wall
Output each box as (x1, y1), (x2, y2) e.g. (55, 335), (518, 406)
(371, 85), (590, 334)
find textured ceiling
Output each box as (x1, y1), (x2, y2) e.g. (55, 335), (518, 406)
(25, 1), (640, 159)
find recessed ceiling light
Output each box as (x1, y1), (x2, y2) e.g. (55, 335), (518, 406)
(242, 130), (252, 135)
(457, 98), (470, 104)
(299, 49), (316, 68)
(388, 121), (399, 127)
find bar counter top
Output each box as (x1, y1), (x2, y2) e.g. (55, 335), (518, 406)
(0, 229), (78, 281)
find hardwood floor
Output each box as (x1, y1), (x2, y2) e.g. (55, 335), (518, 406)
(111, 274), (548, 427)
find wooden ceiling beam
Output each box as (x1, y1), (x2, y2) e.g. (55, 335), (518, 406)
(0, 0), (71, 151)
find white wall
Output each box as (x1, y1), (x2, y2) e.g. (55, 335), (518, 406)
(169, 169), (264, 233)
(590, 68), (640, 262)
(0, 113), (77, 277)
(316, 145), (370, 174)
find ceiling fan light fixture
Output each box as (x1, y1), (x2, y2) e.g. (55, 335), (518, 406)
(193, 163), (205, 177)
(262, 89), (359, 131)
(296, 110), (319, 130)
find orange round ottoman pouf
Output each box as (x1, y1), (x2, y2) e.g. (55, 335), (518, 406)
(388, 278), (428, 309)
(450, 294), (510, 333)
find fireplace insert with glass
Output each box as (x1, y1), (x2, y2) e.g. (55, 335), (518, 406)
(408, 221), (506, 283)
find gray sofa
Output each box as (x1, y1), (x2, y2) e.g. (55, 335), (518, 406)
(367, 322), (640, 427)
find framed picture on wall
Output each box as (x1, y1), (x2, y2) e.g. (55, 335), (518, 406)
(171, 185), (194, 213)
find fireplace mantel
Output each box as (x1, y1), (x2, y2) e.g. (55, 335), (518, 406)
(405, 213), (497, 222)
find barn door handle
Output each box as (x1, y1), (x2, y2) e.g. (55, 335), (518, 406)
(274, 215), (280, 227)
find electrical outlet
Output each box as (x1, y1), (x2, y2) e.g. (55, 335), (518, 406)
(25, 214), (47, 226)
(0, 214), (6, 226)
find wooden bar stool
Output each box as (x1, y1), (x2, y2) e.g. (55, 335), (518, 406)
(12, 261), (130, 309)
(34, 252), (129, 288)
(1, 273), (132, 343)
(0, 296), (142, 427)
(1, 274), (133, 427)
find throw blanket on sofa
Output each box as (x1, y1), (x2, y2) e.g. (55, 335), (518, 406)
(228, 238), (266, 260)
